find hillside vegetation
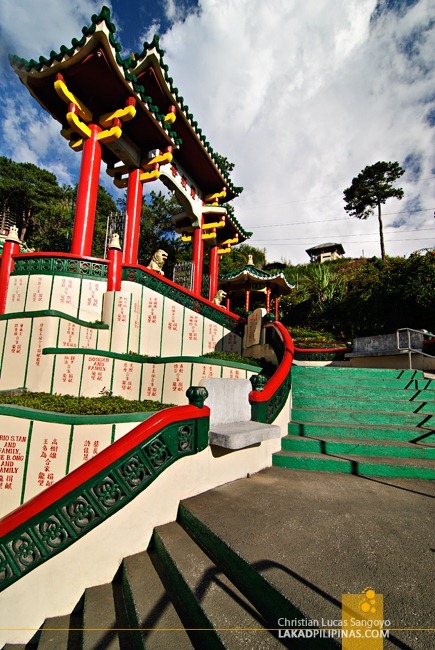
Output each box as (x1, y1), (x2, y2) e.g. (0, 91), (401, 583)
(278, 253), (434, 339)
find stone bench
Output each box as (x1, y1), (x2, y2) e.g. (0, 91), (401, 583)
(199, 378), (280, 450)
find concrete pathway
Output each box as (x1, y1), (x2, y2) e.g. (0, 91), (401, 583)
(182, 467), (435, 649)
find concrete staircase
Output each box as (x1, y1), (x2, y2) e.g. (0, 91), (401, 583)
(273, 366), (435, 479)
(4, 505), (318, 650)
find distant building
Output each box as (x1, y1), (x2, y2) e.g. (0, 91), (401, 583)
(305, 242), (345, 263)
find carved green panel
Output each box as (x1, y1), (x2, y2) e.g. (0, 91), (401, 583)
(12, 257), (108, 280)
(0, 414), (209, 592)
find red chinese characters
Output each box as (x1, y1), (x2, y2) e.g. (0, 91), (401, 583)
(38, 437), (58, 487)
(11, 322), (24, 354)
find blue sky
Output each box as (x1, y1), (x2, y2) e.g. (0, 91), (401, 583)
(0, 0), (434, 263)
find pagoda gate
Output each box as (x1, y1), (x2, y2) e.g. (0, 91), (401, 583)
(6, 6), (250, 304)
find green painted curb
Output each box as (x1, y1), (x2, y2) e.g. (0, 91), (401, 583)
(42, 348), (261, 372)
(0, 310), (108, 328)
(293, 396), (435, 413)
(272, 453), (435, 479)
(291, 407), (433, 428)
(294, 385), (435, 399)
(287, 422), (435, 443)
(292, 366), (424, 379)
(282, 437), (435, 459)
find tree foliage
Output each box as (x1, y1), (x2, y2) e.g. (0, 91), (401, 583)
(219, 243), (266, 275)
(281, 253), (435, 338)
(135, 190), (191, 278)
(343, 161), (405, 260)
(0, 156), (117, 256)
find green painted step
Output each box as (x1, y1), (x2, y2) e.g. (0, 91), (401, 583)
(282, 435), (435, 459)
(292, 376), (433, 390)
(292, 407), (433, 428)
(295, 384), (435, 400)
(291, 366), (424, 379)
(272, 450), (435, 479)
(293, 395), (435, 413)
(288, 421), (435, 443)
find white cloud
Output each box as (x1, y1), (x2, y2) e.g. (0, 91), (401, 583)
(0, 0), (107, 59)
(0, 0), (433, 263)
(161, 0), (435, 262)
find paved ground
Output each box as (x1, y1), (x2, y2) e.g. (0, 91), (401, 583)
(182, 467), (435, 649)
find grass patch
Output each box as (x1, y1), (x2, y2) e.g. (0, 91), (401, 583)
(288, 326), (347, 348)
(0, 392), (174, 415)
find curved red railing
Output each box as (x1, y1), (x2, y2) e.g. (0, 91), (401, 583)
(249, 321), (294, 403)
(0, 404), (208, 538)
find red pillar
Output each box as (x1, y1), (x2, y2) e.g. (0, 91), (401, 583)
(245, 289), (251, 313)
(275, 297), (280, 321)
(0, 229), (21, 314)
(71, 124), (102, 257)
(225, 296), (231, 311)
(208, 244), (219, 301)
(266, 287), (271, 313)
(123, 168), (143, 265)
(192, 216), (204, 296)
(107, 234), (122, 292)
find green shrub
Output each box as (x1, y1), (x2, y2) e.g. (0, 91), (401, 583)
(0, 392), (174, 415)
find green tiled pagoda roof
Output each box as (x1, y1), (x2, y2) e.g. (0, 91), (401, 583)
(220, 265), (273, 280)
(219, 262), (294, 295)
(9, 5), (242, 198)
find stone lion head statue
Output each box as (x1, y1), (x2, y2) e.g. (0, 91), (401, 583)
(213, 289), (227, 305)
(147, 249), (168, 275)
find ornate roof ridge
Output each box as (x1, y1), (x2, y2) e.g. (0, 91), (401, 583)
(131, 34), (242, 196)
(8, 6), (181, 145)
(9, 5), (242, 196)
(219, 265), (293, 286)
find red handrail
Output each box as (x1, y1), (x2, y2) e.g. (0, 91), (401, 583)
(0, 404), (209, 537)
(249, 321), (294, 402)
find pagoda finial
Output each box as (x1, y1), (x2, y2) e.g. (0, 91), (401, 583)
(247, 254), (254, 266)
